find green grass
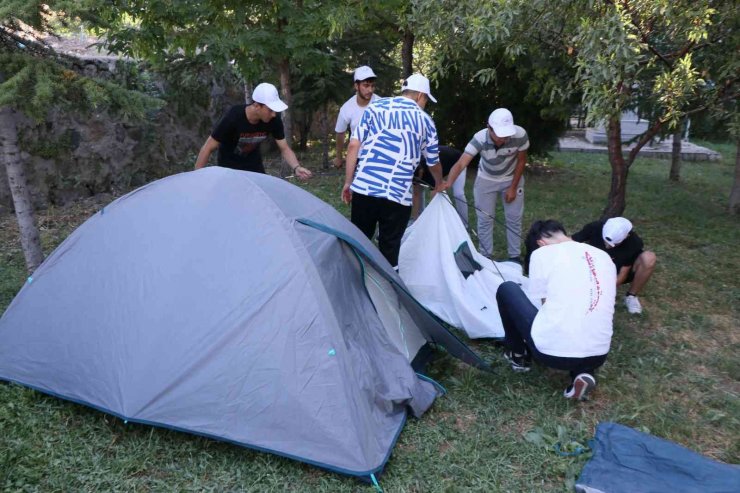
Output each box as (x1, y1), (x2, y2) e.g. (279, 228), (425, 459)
(1, 143), (738, 492)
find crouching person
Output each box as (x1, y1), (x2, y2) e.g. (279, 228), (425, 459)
(496, 220), (616, 400)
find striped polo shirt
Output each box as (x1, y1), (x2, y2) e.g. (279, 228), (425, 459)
(349, 96), (439, 206)
(464, 126), (529, 182)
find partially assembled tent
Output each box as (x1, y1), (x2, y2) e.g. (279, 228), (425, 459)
(399, 194), (539, 339)
(0, 167), (487, 480)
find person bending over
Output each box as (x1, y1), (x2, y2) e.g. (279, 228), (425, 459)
(195, 82), (312, 181)
(572, 217), (656, 314)
(496, 220), (616, 400)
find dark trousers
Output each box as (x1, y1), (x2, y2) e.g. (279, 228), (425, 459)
(496, 281), (607, 379)
(351, 193), (412, 267)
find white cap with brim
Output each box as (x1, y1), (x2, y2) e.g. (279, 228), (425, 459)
(488, 108), (516, 138)
(353, 65), (377, 81)
(602, 217), (633, 247)
(252, 82), (288, 112)
(402, 73), (437, 103)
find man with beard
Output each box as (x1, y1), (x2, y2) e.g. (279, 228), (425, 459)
(333, 66), (381, 168)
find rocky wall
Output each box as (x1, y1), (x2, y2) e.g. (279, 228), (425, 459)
(0, 56), (227, 212)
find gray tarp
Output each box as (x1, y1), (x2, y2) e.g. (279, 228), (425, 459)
(576, 422), (740, 493)
(0, 167), (486, 477)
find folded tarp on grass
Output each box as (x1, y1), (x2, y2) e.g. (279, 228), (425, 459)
(576, 422), (740, 493)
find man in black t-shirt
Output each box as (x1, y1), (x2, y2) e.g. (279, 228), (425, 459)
(195, 82), (312, 180)
(572, 217), (657, 314)
(412, 145), (469, 225)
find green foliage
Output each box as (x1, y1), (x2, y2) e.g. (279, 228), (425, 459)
(428, 48), (571, 155)
(0, 1), (52, 30)
(410, 1), (574, 154)
(412, 0), (736, 132)
(0, 52), (163, 121)
(80, 1), (361, 81)
(1, 1), (163, 122)
(19, 128), (76, 160)
(292, 9), (405, 114)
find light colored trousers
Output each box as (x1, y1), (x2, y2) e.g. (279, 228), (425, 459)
(473, 175), (524, 258)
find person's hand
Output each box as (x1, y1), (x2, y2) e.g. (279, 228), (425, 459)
(341, 183), (352, 204)
(333, 157), (344, 168)
(504, 187), (517, 203)
(295, 166), (313, 181)
(435, 180), (450, 193)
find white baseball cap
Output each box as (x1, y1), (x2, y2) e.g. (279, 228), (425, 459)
(353, 65), (377, 81)
(602, 217), (633, 247)
(252, 83), (288, 112)
(488, 108), (516, 138)
(401, 73), (437, 103)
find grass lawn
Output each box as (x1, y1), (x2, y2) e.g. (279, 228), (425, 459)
(1, 143), (738, 492)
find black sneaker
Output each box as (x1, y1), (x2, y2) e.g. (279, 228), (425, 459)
(503, 350), (531, 372)
(564, 373), (596, 400)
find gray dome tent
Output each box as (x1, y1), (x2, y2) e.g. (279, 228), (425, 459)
(0, 167), (487, 479)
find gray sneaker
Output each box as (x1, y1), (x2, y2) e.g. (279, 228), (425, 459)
(564, 373), (596, 400)
(624, 295), (643, 314)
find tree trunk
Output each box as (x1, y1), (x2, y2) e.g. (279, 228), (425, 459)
(298, 112), (309, 151)
(729, 137), (740, 214)
(209, 76), (227, 121)
(278, 59), (293, 147)
(278, 59), (293, 177)
(320, 102), (329, 169)
(669, 121), (684, 182)
(0, 107), (44, 273)
(401, 30), (414, 78)
(603, 116), (628, 219)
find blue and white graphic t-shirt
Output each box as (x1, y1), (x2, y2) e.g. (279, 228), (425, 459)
(349, 97), (439, 206)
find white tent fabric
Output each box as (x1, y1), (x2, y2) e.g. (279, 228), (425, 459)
(399, 194), (540, 339)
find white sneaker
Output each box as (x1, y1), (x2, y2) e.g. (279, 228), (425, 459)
(624, 295), (642, 314)
(564, 373), (597, 400)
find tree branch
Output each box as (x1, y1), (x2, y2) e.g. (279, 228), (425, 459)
(626, 120), (664, 168)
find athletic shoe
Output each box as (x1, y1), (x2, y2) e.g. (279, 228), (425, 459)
(503, 350), (531, 372)
(624, 295), (643, 314)
(564, 373), (596, 400)
(507, 256), (523, 265)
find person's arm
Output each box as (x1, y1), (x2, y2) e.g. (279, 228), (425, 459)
(275, 138), (312, 180)
(333, 132), (346, 168)
(429, 163), (444, 192)
(342, 138), (361, 204)
(443, 153), (474, 191)
(504, 149), (527, 203)
(194, 136), (220, 169)
(616, 265), (632, 286)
